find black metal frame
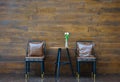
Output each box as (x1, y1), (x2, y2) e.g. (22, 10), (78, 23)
(25, 40), (46, 78)
(55, 48), (74, 79)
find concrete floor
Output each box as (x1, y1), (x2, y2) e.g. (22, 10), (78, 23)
(0, 74), (120, 82)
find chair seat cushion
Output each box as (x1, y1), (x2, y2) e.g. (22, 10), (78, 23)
(25, 56), (44, 61)
(77, 55), (96, 61)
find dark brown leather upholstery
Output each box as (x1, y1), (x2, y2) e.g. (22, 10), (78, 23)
(28, 42), (44, 57)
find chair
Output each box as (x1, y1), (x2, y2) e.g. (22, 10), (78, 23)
(25, 40), (46, 78)
(75, 41), (96, 81)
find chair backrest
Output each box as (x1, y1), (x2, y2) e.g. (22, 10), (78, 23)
(26, 40), (46, 57)
(76, 41), (95, 57)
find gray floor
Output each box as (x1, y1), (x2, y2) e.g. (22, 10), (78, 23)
(0, 73), (120, 82)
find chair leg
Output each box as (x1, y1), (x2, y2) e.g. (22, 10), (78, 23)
(25, 61), (28, 79)
(93, 61), (96, 82)
(41, 61), (44, 78)
(28, 62), (30, 72)
(43, 61), (45, 73)
(27, 62), (31, 78)
(91, 62), (93, 79)
(76, 60), (78, 78)
(91, 72), (93, 79)
(77, 61), (80, 78)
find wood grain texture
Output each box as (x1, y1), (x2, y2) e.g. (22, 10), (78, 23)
(0, 0), (120, 74)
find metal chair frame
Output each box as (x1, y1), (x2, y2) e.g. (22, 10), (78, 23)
(25, 40), (46, 78)
(75, 41), (96, 81)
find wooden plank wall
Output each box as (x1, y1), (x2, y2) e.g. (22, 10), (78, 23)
(0, 0), (120, 74)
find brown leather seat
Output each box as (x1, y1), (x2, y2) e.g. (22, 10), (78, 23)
(25, 40), (46, 78)
(77, 55), (96, 61)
